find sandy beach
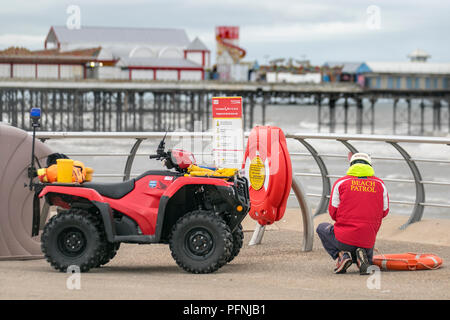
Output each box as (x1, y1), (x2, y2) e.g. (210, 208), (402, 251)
(0, 210), (449, 300)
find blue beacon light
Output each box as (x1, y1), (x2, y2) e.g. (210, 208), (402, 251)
(30, 108), (41, 118)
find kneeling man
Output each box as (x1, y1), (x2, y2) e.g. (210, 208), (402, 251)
(317, 153), (389, 275)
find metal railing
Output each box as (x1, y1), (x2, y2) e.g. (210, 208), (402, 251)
(287, 133), (450, 229)
(34, 131), (450, 230)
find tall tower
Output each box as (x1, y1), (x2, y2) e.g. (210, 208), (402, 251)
(215, 26), (246, 64)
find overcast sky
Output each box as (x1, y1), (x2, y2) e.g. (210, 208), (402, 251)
(1, 0), (449, 65)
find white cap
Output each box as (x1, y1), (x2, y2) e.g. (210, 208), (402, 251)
(350, 153), (372, 165)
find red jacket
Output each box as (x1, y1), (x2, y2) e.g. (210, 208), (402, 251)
(328, 164), (389, 248)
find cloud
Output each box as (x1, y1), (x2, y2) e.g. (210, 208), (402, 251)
(241, 21), (371, 43)
(0, 0), (449, 63)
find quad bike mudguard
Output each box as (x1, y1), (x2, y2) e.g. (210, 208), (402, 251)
(33, 183), (116, 242)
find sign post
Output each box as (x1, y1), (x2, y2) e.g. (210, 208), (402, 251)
(212, 96), (244, 168)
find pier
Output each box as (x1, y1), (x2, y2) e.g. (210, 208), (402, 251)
(0, 80), (449, 134)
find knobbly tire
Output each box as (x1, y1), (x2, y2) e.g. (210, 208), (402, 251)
(227, 223), (244, 263)
(96, 242), (120, 267)
(41, 209), (107, 272)
(91, 214), (120, 268)
(169, 210), (233, 274)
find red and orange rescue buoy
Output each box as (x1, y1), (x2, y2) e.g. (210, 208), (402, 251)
(373, 253), (443, 271)
(243, 126), (292, 226)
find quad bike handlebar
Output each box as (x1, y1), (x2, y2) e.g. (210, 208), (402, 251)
(149, 149), (177, 171)
(149, 132), (168, 159)
(148, 133), (185, 172)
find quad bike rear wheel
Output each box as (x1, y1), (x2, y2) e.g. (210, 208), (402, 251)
(91, 214), (120, 268)
(169, 210), (233, 274)
(41, 209), (106, 272)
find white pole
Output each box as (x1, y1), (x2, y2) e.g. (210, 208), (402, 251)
(248, 222), (266, 246)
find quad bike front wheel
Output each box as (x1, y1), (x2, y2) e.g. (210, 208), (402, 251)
(227, 223), (244, 263)
(95, 242), (120, 268)
(169, 210), (233, 274)
(41, 209), (106, 272)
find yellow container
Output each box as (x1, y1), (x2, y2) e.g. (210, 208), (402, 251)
(57, 159), (74, 183)
(85, 167), (94, 182)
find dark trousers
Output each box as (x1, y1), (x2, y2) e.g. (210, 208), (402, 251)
(316, 222), (373, 264)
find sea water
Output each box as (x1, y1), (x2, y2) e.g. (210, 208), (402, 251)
(43, 99), (450, 220)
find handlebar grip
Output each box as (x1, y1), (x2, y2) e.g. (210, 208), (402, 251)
(149, 154), (160, 159)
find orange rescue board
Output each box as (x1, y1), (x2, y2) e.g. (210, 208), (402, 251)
(373, 253), (443, 271)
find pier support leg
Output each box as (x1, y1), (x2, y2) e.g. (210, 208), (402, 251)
(116, 92), (122, 132)
(344, 97), (348, 133)
(262, 93), (267, 125)
(433, 99), (441, 132)
(138, 92), (144, 131)
(407, 99), (411, 135)
(370, 97), (377, 134)
(249, 94), (255, 129)
(356, 97), (363, 134)
(329, 96), (336, 133)
(420, 100), (425, 134)
(317, 94), (322, 133)
(51, 91), (56, 131)
(393, 98), (399, 134)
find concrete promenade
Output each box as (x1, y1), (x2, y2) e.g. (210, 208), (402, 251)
(0, 210), (449, 300)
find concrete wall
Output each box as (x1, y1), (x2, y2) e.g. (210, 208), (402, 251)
(37, 65), (58, 79)
(131, 69), (154, 80)
(0, 64), (84, 80)
(180, 70), (202, 81)
(156, 70), (178, 81)
(60, 65), (83, 79)
(0, 63), (11, 78)
(12, 64), (35, 79)
(96, 66), (128, 80)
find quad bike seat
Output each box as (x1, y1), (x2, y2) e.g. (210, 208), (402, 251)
(82, 179), (135, 199)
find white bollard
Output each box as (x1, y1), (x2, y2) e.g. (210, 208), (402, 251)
(248, 222), (266, 246)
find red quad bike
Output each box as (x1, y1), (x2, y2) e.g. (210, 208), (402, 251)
(30, 132), (250, 274)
